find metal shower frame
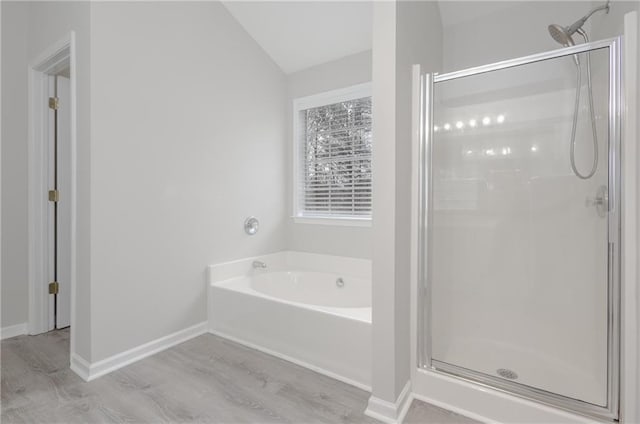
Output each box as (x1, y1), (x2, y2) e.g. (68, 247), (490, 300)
(417, 37), (621, 421)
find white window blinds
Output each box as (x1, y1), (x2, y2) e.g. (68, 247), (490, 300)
(297, 95), (372, 219)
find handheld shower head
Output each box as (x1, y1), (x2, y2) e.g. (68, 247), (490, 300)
(547, 1), (610, 46)
(548, 24), (575, 47)
(549, 5), (606, 180)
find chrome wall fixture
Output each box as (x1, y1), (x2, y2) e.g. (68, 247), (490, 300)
(418, 37), (621, 421)
(244, 217), (259, 235)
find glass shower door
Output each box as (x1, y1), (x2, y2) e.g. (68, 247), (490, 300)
(423, 41), (619, 420)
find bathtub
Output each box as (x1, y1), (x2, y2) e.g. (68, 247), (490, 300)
(207, 251), (372, 389)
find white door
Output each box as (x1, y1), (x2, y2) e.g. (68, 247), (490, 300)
(47, 75), (71, 329)
(56, 75), (71, 328)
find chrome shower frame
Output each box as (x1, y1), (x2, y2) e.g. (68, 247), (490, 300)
(417, 37), (622, 421)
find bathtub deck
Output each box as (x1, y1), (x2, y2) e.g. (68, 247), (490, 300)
(2, 328), (478, 423)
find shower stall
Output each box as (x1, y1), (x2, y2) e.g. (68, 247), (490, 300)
(417, 36), (621, 420)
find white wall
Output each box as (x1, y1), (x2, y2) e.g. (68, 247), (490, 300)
(441, 1), (595, 72)
(1, 2), (29, 330)
(285, 50), (372, 259)
(370, 2), (399, 405)
(89, 2), (287, 361)
(440, 0), (639, 73)
(591, 0), (639, 40)
(369, 0), (442, 410)
(1, 1), (92, 359)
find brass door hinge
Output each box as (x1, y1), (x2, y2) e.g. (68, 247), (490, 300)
(48, 190), (59, 202)
(48, 281), (59, 294)
(48, 97), (59, 110)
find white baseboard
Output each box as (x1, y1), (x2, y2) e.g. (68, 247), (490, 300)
(70, 353), (91, 381)
(208, 328), (371, 392)
(364, 380), (413, 424)
(1, 323), (28, 340)
(71, 321), (208, 382)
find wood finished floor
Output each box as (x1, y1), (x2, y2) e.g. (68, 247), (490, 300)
(1, 329), (479, 423)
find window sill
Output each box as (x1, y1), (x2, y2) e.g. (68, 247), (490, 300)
(292, 216), (372, 227)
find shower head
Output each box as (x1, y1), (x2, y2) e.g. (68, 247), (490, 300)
(548, 24), (575, 46)
(547, 1), (610, 46)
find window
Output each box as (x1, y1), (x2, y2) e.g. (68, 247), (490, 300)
(293, 83), (372, 225)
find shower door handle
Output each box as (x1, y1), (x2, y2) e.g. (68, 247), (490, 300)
(585, 185), (608, 218)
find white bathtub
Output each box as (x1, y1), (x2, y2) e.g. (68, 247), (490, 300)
(207, 251), (372, 389)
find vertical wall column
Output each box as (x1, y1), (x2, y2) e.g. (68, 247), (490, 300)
(366, 1), (442, 423)
(622, 10), (640, 424)
(366, 1), (404, 421)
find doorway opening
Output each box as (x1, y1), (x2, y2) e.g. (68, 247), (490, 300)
(28, 33), (77, 363)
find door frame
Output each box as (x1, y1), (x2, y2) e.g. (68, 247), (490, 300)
(27, 31), (77, 352)
(411, 36), (625, 422)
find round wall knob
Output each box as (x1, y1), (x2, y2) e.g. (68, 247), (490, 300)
(244, 217), (259, 235)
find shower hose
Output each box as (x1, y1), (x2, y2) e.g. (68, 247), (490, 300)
(569, 28), (599, 180)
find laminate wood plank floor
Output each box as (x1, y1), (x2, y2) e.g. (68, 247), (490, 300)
(1, 329), (479, 424)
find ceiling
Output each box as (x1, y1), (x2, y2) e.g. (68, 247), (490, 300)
(223, 1), (568, 75)
(222, 1), (373, 74)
